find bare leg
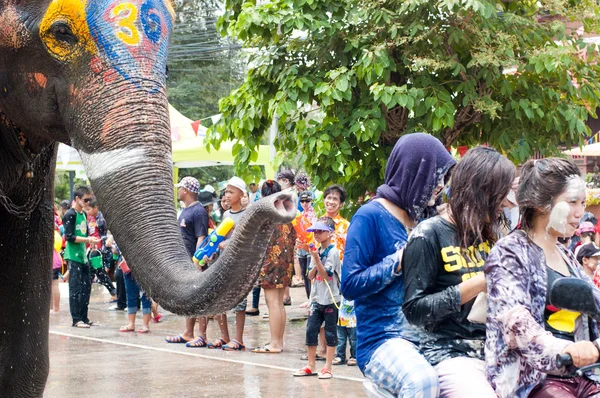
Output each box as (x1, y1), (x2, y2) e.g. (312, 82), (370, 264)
(325, 345), (335, 370)
(264, 288), (286, 350)
(142, 313), (151, 330)
(319, 327), (327, 356)
(198, 317), (208, 340)
(216, 313), (230, 343)
(306, 345), (317, 372)
(124, 313), (136, 330)
(235, 311), (246, 344)
(51, 279), (60, 312)
(182, 317), (196, 341)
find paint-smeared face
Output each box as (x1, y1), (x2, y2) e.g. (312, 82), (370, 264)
(547, 176), (586, 237)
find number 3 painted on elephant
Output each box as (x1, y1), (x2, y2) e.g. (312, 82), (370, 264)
(112, 3), (141, 46)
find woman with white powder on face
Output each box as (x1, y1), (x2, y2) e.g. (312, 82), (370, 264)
(485, 158), (600, 398)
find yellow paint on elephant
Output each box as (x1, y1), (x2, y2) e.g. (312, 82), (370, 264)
(112, 3), (141, 46)
(39, 0), (97, 62)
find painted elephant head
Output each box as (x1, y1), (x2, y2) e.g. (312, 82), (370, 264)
(0, 0), (295, 316)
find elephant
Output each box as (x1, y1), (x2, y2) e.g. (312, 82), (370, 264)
(0, 1), (296, 396)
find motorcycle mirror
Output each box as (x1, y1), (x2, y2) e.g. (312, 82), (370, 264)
(549, 277), (600, 318)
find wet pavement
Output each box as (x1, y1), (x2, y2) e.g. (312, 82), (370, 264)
(46, 282), (367, 397)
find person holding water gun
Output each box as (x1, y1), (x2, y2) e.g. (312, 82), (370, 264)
(293, 216), (341, 379)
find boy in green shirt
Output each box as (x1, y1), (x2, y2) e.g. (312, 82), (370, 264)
(62, 186), (100, 328)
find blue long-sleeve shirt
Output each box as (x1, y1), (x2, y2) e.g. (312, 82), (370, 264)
(341, 201), (417, 371)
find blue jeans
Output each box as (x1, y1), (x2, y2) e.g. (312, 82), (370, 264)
(67, 260), (92, 325)
(335, 326), (357, 361)
(364, 337), (440, 398)
(123, 272), (152, 315)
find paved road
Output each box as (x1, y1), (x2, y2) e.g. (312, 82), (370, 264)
(46, 282), (367, 398)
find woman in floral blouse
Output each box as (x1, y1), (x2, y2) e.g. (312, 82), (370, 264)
(251, 180), (297, 353)
(485, 158), (600, 398)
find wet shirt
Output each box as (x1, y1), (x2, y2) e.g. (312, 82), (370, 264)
(62, 208), (88, 263)
(178, 202), (209, 257)
(309, 245), (341, 305)
(402, 216), (488, 365)
(341, 201), (415, 372)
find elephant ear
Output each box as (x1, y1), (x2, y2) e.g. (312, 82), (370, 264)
(0, 3), (31, 49)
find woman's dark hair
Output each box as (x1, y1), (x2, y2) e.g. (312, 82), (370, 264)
(581, 231), (596, 240)
(449, 146), (516, 248)
(518, 158), (581, 231)
(261, 180), (281, 197)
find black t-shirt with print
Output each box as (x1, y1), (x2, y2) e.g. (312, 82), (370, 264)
(402, 216), (488, 364)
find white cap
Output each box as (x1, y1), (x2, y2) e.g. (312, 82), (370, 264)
(203, 184), (216, 194)
(227, 176), (247, 194)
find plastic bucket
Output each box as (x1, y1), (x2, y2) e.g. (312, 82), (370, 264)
(89, 249), (103, 270)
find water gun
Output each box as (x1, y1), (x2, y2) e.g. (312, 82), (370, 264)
(292, 212), (315, 246)
(193, 218), (235, 267)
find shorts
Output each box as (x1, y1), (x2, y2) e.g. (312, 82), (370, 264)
(52, 268), (60, 280)
(232, 298), (247, 312)
(306, 302), (339, 347)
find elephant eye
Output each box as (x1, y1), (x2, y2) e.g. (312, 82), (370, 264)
(50, 22), (77, 45)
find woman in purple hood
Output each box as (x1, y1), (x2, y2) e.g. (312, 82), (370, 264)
(342, 133), (456, 397)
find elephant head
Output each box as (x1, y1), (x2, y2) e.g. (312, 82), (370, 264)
(0, 0), (295, 316)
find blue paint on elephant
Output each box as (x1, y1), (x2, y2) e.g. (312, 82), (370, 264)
(85, 0), (173, 93)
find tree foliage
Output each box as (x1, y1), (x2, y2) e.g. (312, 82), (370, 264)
(208, 0), (600, 199)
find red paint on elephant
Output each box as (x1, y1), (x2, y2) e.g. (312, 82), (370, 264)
(90, 57), (104, 75)
(34, 73), (47, 89)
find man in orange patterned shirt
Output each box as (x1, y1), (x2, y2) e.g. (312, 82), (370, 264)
(322, 185), (350, 260)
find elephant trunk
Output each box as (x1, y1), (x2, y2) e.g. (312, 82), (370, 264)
(79, 131), (296, 315)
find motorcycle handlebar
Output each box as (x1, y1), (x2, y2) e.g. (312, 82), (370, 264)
(556, 353), (573, 368)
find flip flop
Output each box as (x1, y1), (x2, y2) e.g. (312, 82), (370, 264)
(207, 338), (228, 349)
(222, 339), (245, 351)
(119, 325), (135, 332)
(318, 368), (333, 379)
(136, 326), (150, 334)
(186, 336), (207, 348)
(73, 321), (90, 329)
(152, 314), (163, 323)
(293, 367), (318, 377)
(251, 345), (282, 353)
(165, 334), (190, 344)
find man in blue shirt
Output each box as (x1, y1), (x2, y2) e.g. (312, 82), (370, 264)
(341, 133), (456, 398)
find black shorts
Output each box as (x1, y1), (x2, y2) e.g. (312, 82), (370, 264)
(306, 302), (339, 347)
(52, 268), (60, 280)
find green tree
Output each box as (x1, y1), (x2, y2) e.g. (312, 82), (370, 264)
(208, 0), (600, 199)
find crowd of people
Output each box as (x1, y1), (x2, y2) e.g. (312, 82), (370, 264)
(51, 131), (600, 396)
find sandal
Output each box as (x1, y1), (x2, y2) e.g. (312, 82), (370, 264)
(332, 357), (345, 365)
(293, 366), (318, 377)
(251, 345), (282, 353)
(222, 339), (245, 351)
(318, 368), (333, 379)
(165, 334), (190, 344)
(136, 326), (150, 333)
(119, 325), (135, 332)
(207, 338), (228, 349)
(245, 309), (260, 316)
(186, 336), (207, 348)
(347, 358), (358, 366)
(283, 298), (292, 306)
(73, 321), (90, 329)
(152, 313), (163, 323)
